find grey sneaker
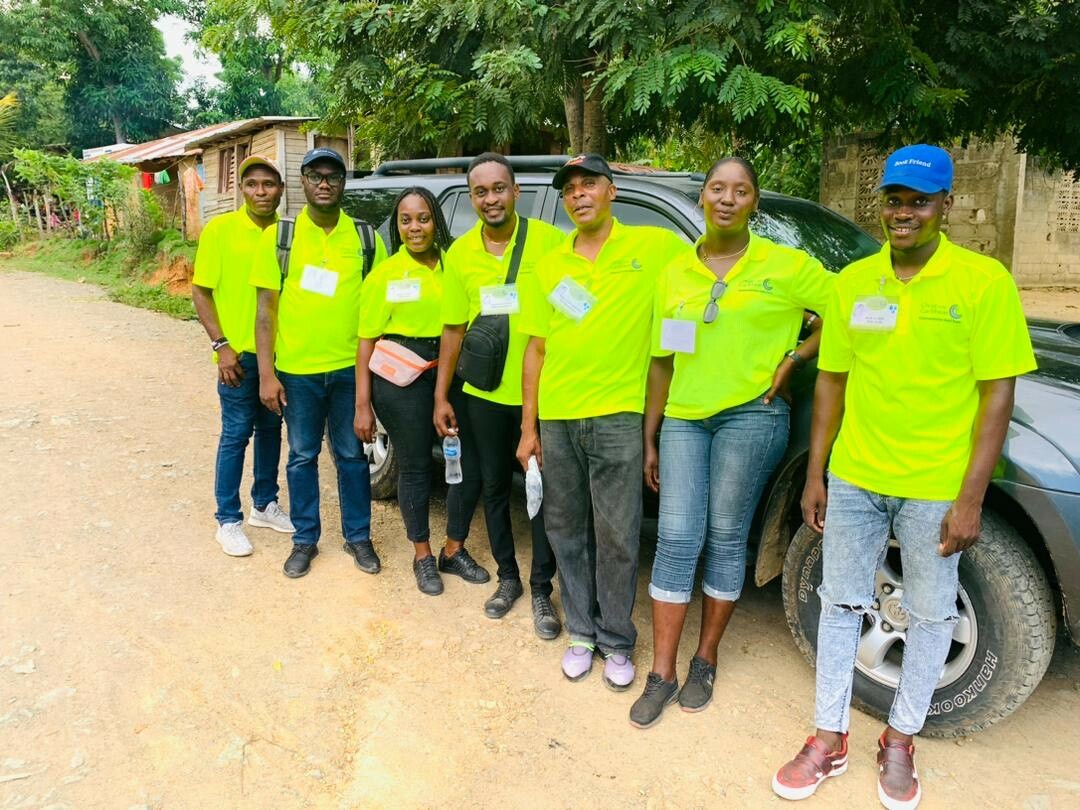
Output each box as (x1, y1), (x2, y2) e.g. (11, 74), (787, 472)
(216, 521), (253, 557)
(248, 501), (296, 533)
(679, 656), (716, 712)
(629, 672), (679, 729)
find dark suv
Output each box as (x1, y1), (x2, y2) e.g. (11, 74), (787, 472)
(344, 155), (1080, 737)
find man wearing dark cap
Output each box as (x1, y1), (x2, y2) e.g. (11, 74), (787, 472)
(250, 147), (388, 578)
(516, 154), (687, 690)
(193, 155), (294, 557)
(772, 145), (1036, 809)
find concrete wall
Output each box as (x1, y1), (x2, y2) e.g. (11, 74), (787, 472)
(1011, 160), (1080, 286)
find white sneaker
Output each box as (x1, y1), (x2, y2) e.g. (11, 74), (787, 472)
(216, 521), (253, 556)
(249, 501), (296, 533)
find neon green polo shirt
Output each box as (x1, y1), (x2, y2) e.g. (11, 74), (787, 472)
(819, 235), (1036, 500)
(250, 207), (388, 375)
(517, 219), (689, 420)
(653, 233), (834, 419)
(192, 208), (277, 359)
(358, 248), (445, 339)
(442, 216), (565, 406)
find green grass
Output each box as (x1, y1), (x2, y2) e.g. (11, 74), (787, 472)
(0, 234), (197, 320)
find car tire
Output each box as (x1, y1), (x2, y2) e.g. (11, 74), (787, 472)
(781, 511), (1056, 737)
(364, 416), (398, 500)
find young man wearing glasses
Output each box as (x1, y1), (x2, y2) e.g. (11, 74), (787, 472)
(516, 154), (686, 691)
(250, 148), (388, 578)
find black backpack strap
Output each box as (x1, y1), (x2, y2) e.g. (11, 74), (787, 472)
(275, 217), (296, 290)
(504, 217), (529, 284)
(353, 219), (376, 279)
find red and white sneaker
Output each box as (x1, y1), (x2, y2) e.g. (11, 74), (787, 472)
(877, 732), (921, 809)
(772, 733), (849, 801)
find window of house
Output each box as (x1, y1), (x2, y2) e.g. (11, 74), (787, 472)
(217, 150), (233, 194)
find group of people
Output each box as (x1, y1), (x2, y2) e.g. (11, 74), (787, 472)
(192, 143), (1036, 810)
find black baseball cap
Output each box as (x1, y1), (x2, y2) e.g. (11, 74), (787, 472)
(300, 147), (346, 172)
(551, 154), (614, 188)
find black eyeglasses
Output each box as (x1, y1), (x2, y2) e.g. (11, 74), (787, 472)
(301, 170), (345, 187)
(703, 280), (727, 323)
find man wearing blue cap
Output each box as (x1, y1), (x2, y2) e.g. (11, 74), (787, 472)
(250, 147), (388, 578)
(773, 145), (1036, 809)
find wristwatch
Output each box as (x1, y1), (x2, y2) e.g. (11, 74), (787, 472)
(211, 337), (230, 352)
(785, 348), (804, 366)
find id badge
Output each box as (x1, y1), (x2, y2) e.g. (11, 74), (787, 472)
(850, 295), (899, 331)
(386, 278), (421, 303)
(548, 276), (597, 322)
(479, 283), (520, 315)
(299, 264), (339, 297)
(660, 318), (696, 353)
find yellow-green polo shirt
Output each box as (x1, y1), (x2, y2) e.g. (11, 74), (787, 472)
(819, 235), (1036, 500)
(653, 233), (834, 419)
(250, 207), (388, 374)
(358, 248), (445, 339)
(192, 208), (276, 359)
(517, 219), (689, 420)
(442, 216), (565, 406)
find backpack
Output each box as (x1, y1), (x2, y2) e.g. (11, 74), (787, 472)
(274, 216), (377, 288)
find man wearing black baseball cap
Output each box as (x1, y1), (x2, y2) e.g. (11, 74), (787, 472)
(516, 153), (687, 691)
(250, 147), (389, 578)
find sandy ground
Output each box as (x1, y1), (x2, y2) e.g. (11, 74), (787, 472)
(1019, 287), (1080, 322)
(1, 269), (1078, 810)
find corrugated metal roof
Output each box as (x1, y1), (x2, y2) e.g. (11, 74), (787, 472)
(83, 117), (317, 165)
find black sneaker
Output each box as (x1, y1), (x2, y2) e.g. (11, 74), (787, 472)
(483, 578), (524, 618)
(679, 655), (716, 712)
(629, 672), (679, 729)
(343, 540), (381, 575)
(283, 544), (318, 578)
(531, 593), (562, 640)
(437, 547), (490, 584)
(412, 555), (444, 596)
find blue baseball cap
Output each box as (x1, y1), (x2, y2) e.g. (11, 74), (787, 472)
(300, 147), (346, 172)
(879, 144), (953, 194)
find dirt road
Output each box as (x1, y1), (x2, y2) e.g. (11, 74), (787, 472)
(1, 269), (1078, 809)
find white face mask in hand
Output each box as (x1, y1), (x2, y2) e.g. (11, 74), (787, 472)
(525, 456), (543, 519)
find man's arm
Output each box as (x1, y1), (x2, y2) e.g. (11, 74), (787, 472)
(255, 288), (286, 415)
(516, 335), (546, 471)
(801, 369), (848, 532)
(939, 377), (1016, 556)
(433, 324), (466, 437)
(191, 284), (244, 387)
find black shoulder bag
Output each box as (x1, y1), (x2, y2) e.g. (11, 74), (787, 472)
(455, 217), (529, 391)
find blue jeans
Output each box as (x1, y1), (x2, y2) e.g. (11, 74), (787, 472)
(540, 413), (643, 656)
(214, 352), (282, 525)
(815, 474), (959, 736)
(279, 366), (371, 546)
(650, 397), (789, 603)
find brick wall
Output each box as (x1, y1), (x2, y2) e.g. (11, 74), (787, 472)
(1011, 161), (1080, 286)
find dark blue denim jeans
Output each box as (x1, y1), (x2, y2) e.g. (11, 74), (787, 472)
(214, 352), (282, 525)
(540, 412), (643, 656)
(279, 366), (371, 546)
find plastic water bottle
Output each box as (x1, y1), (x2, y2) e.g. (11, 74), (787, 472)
(525, 456), (543, 519)
(443, 435), (463, 484)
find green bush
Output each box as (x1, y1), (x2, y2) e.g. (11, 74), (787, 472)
(0, 220), (19, 250)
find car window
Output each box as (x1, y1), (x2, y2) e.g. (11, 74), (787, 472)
(553, 198), (695, 243)
(341, 187), (404, 229)
(754, 197), (880, 273)
(445, 189), (540, 238)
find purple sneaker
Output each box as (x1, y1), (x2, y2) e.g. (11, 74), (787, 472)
(602, 653), (635, 691)
(561, 643), (595, 681)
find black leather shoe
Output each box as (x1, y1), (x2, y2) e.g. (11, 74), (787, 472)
(284, 544), (318, 578)
(438, 547), (490, 584)
(484, 578), (524, 618)
(413, 555), (444, 596)
(343, 540), (381, 574)
(532, 593), (562, 640)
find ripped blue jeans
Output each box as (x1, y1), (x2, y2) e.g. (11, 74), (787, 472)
(815, 474), (960, 736)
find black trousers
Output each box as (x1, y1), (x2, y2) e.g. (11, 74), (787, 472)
(465, 393), (556, 595)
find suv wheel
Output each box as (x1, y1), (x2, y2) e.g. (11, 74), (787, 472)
(780, 511), (1056, 737)
(364, 416), (398, 500)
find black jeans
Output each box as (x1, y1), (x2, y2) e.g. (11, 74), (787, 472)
(465, 393), (556, 595)
(371, 336), (475, 543)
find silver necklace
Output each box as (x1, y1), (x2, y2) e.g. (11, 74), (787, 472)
(699, 240), (749, 262)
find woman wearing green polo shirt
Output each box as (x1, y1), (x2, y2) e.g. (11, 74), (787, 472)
(355, 188), (490, 596)
(629, 157), (834, 728)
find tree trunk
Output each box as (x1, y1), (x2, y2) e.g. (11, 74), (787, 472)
(563, 80), (584, 155)
(0, 168), (19, 231)
(113, 115), (125, 144)
(32, 192), (43, 235)
(582, 83), (607, 155)
(43, 191), (53, 232)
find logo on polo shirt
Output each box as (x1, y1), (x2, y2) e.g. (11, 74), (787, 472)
(762, 278), (774, 292)
(631, 259), (642, 270)
(949, 305), (962, 321)
(919, 302), (963, 324)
